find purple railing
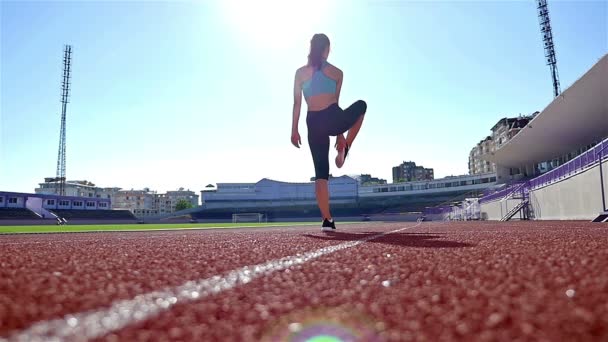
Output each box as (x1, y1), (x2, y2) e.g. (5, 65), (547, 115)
(479, 181), (526, 204)
(478, 138), (608, 203)
(424, 139), (607, 216)
(417, 139), (606, 219)
(529, 138), (608, 189)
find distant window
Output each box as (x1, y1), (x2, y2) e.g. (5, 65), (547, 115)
(9, 198), (18, 204)
(87, 202), (95, 207)
(47, 200), (55, 205)
(0, 197), (3, 203)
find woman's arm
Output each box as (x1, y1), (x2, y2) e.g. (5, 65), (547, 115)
(332, 66), (345, 148)
(291, 69), (303, 148)
(335, 68), (343, 104)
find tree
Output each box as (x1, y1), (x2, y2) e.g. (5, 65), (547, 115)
(175, 199), (194, 211)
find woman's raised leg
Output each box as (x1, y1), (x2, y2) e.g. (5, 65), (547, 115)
(335, 100), (367, 168)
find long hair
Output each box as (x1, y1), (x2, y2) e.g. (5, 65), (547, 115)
(308, 34), (330, 71)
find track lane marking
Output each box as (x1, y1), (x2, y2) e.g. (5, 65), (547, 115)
(1, 222), (421, 342)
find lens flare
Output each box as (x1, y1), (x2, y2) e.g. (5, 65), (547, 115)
(260, 305), (385, 342)
(306, 335), (343, 342)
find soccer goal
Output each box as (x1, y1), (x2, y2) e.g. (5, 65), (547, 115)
(232, 212), (267, 224)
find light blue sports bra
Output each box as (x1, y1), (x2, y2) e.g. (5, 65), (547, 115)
(302, 60), (337, 98)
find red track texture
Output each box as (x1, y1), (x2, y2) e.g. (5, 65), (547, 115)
(1, 221), (607, 341)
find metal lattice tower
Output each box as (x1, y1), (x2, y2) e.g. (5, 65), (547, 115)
(536, 0), (561, 98)
(55, 45), (72, 196)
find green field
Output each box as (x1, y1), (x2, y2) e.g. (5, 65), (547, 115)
(0, 222), (325, 234)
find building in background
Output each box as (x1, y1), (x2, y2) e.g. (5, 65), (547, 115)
(469, 136), (496, 175)
(36, 179), (121, 202)
(468, 112), (538, 176)
(201, 176), (358, 210)
(392, 161), (434, 183)
(154, 188), (199, 214)
(354, 174), (387, 186)
(192, 173), (497, 221)
(491, 114), (537, 149)
(113, 189), (156, 217)
(36, 180), (198, 217)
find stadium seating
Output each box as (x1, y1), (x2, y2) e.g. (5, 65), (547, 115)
(51, 209), (136, 220)
(529, 138), (608, 189)
(190, 202), (431, 221)
(0, 208), (40, 220)
(478, 138), (608, 206)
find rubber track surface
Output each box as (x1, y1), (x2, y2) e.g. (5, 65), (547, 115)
(1, 221), (607, 341)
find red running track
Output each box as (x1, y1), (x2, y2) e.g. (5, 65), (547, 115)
(1, 221), (607, 341)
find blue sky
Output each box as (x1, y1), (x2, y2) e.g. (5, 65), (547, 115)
(1, 0), (606, 193)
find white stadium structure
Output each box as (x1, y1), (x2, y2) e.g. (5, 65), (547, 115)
(473, 54), (607, 222)
(189, 173), (498, 222)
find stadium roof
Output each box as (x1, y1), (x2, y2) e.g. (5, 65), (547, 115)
(482, 54), (608, 167)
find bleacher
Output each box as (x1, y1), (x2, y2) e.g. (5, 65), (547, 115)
(479, 137), (608, 205)
(0, 208), (40, 220)
(191, 203), (409, 221)
(51, 209), (136, 220)
(529, 138), (608, 190)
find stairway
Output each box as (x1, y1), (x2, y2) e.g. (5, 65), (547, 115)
(25, 198), (58, 219)
(500, 200), (529, 222)
(592, 212), (608, 223)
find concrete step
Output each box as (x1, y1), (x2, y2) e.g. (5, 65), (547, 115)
(591, 212), (608, 223)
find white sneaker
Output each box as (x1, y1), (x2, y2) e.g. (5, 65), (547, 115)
(321, 218), (336, 232)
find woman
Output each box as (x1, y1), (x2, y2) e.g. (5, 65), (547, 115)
(291, 33), (367, 232)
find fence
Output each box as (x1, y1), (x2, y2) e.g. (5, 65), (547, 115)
(529, 138), (608, 189)
(478, 182), (526, 204)
(422, 138), (608, 220)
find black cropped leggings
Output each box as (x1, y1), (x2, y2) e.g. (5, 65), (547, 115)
(306, 100), (367, 180)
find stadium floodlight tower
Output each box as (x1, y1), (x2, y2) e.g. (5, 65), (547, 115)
(536, 0), (561, 98)
(55, 44), (72, 196)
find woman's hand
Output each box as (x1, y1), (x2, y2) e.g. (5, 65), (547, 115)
(291, 130), (302, 148)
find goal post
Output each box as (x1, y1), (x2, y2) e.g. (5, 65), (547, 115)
(231, 212), (267, 224)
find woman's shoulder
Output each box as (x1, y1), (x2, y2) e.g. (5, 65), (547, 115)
(295, 65), (310, 76)
(295, 65), (313, 82)
(325, 62), (343, 78)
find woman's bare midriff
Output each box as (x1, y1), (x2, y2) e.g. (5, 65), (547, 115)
(305, 93), (338, 111)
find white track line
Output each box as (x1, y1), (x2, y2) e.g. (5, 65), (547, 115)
(1, 222), (421, 342)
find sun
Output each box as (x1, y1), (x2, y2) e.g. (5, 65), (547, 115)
(217, 0), (333, 47)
